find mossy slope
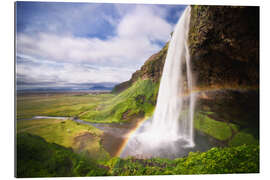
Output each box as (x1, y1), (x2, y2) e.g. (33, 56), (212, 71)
(16, 133), (109, 178)
(194, 112), (259, 146)
(80, 79), (159, 123)
(17, 119), (110, 161)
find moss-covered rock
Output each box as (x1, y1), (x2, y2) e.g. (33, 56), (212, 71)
(81, 79), (159, 123)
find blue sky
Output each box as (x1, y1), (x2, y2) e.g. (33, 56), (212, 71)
(16, 2), (186, 90)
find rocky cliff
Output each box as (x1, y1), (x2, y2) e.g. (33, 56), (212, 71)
(111, 5), (259, 146)
(189, 6), (259, 89)
(113, 5), (259, 93)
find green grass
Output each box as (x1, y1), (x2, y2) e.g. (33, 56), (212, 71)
(16, 82), (259, 177)
(16, 133), (109, 178)
(17, 119), (110, 161)
(107, 144), (259, 175)
(79, 79), (159, 123)
(17, 93), (115, 119)
(194, 112), (259, 147)
(194, 112), (239, 141)
(17, 133), (259, 177)
(229, 130), (259, 147)
(17, 79), (159, 124)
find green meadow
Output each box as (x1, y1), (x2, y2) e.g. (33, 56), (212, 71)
(16, 79), (259, 177)
(16, 93), (115, 120)
(17, 79), (158, 123)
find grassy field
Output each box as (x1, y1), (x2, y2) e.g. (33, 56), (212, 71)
(17, 79), (158, 124)
(17, 80), (259, 150)
(16, 93), (115, 120)
(17, 118), (110, 161)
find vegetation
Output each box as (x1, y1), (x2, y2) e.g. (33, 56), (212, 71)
(17, 119), (110, 161)
(79, 79), (159, 123)
(16, 85), (259, 177)
(107, 144), (259, 175)
(17, 79), (158, 123)
(17, 133), (259, 177)
(229, 130), (259, 147)
(16, 133), (109, 178)
(16, 5), (260, 178)
(194, 112), (238, 141)
(194, 112), (258, 147)
(17, 93), (114, 119)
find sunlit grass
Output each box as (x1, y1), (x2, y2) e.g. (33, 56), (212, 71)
(79, 79), (159, 123)
(194, 112), (239, 141)
(17, 80), (159, 123)
(16, 93), (115, 119)
(17, 119), (110, 161)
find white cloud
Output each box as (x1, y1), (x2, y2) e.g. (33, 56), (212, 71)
(117, 5), (172, 42)
(17, 5), (175, 86)
(17, 57), (134, 86)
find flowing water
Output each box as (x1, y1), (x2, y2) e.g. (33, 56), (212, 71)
(120, 6), (202, 158)
(148, 5), (194, 146)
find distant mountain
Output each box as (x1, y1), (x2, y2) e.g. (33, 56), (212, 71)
(17, 83), (117, 93)
(89, 85), (113, 91)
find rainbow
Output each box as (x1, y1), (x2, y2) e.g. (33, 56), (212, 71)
(115, 117), (149, 157)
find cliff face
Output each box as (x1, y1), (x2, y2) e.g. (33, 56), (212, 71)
(189, 6), (259, 89)
(113, 6), (259, 93)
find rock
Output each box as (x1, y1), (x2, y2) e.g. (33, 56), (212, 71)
(189, 6), (259, 89)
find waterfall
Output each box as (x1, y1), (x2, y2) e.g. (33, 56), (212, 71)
(121, 6), (196, 158)
(149, 5), (195, 147)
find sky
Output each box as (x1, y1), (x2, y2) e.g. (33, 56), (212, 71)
(16, 1), (186, 90)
